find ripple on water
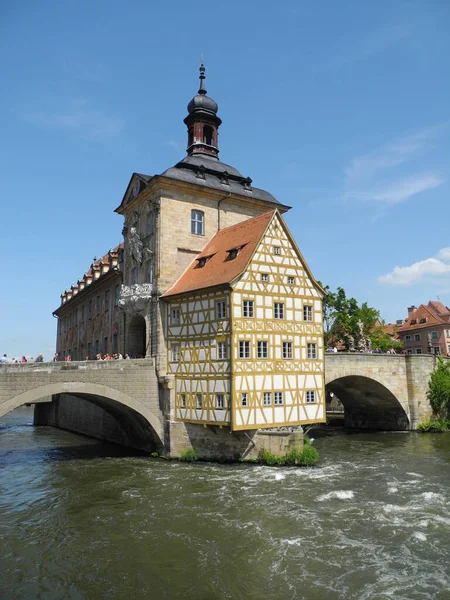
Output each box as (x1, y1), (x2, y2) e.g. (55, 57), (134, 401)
(317, 490), (355, 501)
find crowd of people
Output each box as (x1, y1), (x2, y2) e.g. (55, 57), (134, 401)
(0, 353), (44, 364)
(53, 352), (133, 362)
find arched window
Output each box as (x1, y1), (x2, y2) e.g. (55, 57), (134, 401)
(191, 210), (205, 235)
(203, 125), (213, 145)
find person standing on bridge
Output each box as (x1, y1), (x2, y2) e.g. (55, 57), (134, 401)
(35, 353), (44, 362)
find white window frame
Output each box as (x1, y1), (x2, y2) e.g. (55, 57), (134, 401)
(282, 341), (293, 359)
(216, 394), (225, 409)
(415, 348), (422, 354)
(196, 394), (203, 409)
(303, 305), (313, 322)
(274, 302), (284, 319)
(261, 273), (269, 282)
(274, 392), (283, 405)
(414, 333), (421, 342)
(307, 343), (317, 359)
(180, 394), (186, 408)
(216, 301), (226, 319)
(241, 393), (248, 407)
(273, 246), (281, 255)
(287, 276), (295, 285)
(257, 341), (268, 359)
(217, 341), (227, 360)
(239, 341), (250, 359)
(171, 307), (180, 325)
(243, 300), (254, 318)
(305, 390), (316, 404)
(405, 335), (411, 341)
(431, 331), (439, 340)
(171, 346), (180, 362)
(263, 392), (272, 406)
(191, 210), (205, 236)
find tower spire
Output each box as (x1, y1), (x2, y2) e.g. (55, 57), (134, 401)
(198, 57), (207, 95)
(184, 61), (222, 158)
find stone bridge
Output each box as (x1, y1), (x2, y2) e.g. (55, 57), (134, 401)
(0, 359), (166, 453)
(0, 354), (444, 456)
(325, 353), (445, 430)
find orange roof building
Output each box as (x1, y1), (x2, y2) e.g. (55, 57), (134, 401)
(163, 210), (326, 430)
(397, 302), (450, 356)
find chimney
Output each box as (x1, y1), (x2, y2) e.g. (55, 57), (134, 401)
(407, 306), (416, 317)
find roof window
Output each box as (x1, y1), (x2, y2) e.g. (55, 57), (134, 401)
(226, 244), (247, 261)
(411, 319), (417, 325)
(243, 177), (252, 191)
(195, 165), (206, 180)
(196, 254), (213, 268)
(420, 318), (427, 324)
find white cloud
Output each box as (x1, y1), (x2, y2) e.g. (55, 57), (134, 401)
(378, 247), (450, 285)
(344, 125), (447, 207)
(370, 174), (445, 205)
(24, 99), (125, 141)
(163, 140), (183, 154)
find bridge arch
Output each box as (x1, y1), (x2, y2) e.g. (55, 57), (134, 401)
(1, 381), (164, 452)
(325, 374), (410, 430)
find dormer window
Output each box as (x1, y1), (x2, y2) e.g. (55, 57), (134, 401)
(273, 246), (281, 255)
(243, 177), (252, 191)
(411, 319), (417, 325)
(196, 254), (213, 268)
(220, 171), (230, 185)
(195, 165), (206, 180)
(226, 243), (247, 261)
(191, 210), (205, 235)
(419, 318), (427, 324)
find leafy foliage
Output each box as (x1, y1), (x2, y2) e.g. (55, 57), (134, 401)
(320, 283), (402, 352)
(258, 442), (320, 467)
(417, 417), (450, 433)
(179, 448), (199, 462)
(427, 357), (450, 418)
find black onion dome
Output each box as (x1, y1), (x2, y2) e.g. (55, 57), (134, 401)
(187, 63), (219, 115)
(187, 93), (218, 114)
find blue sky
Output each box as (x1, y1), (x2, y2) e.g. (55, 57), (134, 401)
(1, 0), (449, 360)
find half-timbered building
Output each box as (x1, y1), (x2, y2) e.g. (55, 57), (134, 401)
(163, 210), (325, 431)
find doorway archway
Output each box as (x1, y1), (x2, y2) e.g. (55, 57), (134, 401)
(128, 315), (146, 358)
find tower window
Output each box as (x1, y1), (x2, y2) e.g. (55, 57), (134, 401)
(191, 210), (205, 235)
(188, 129), (193, 147)
(203, 125), (213, 145)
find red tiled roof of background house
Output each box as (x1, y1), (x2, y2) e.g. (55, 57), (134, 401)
(397, 302), (449, 332)
(162, 211), (276, 297)
(84, 243), (124, 279)
(382, 323), (399, 339)
(428, 301), (450, 318)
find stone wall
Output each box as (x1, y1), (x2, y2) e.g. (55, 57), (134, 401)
(167, 420), (304, 461)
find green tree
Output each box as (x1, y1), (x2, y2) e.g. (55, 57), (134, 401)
(320, 284), (402, 352)
(428, 357), (450, 418)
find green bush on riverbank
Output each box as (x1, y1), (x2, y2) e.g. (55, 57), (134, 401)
(417, 418), (450, 433)
(258, 437), (320, 467)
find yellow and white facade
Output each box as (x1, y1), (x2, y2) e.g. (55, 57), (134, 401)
(164, 210), (325, 431)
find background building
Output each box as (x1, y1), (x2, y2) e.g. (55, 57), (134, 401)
(397, 301), (450, 356)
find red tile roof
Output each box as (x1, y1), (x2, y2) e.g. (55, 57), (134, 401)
(163, 211), (276, 297)
(398, 301), (450, 332)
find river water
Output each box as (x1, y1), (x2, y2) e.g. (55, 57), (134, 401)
(1, 407), (449, 600)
